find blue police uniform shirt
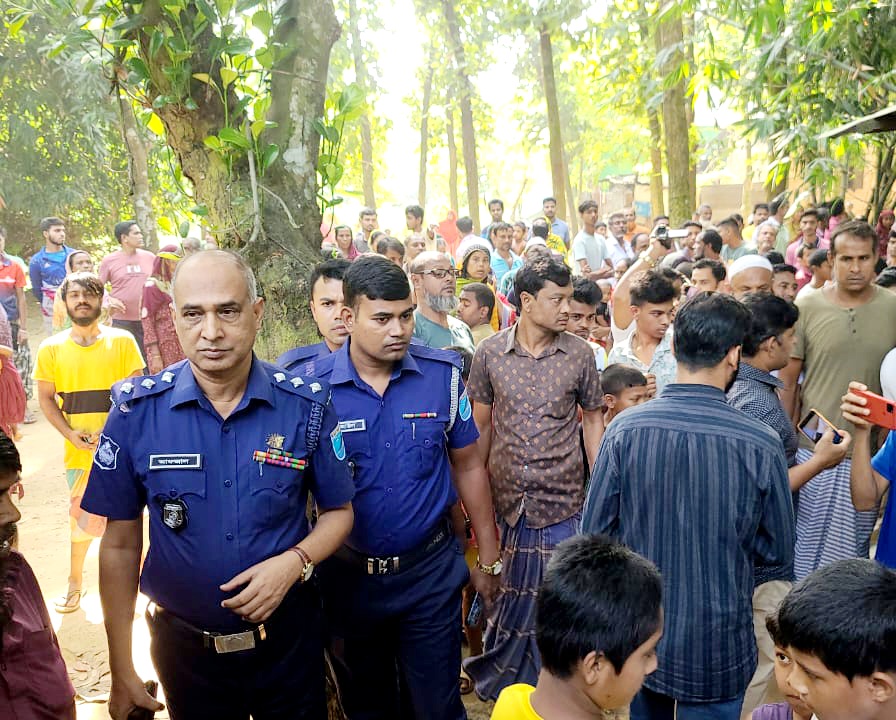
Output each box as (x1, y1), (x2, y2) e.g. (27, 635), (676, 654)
(81, 356), (354, 632)
(871, 431), (896, 569)
(304, 340), (479, 557)
(276, 341), (332, 375)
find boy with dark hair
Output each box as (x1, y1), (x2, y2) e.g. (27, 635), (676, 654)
(691, 258), (726, 293)
(772, 263), (799, 302)
(491, 534), (663, 720)
(770, 559), (896, 720)
(601, 364), (650, 424)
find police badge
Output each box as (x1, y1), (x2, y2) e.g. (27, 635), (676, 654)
(93, 434), (121, 471)
(161, 498), (188, 532)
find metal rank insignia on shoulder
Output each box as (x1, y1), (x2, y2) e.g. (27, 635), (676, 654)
(161, 498), (188, 532)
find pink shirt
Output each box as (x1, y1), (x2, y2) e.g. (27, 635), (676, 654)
(99, 248), (155, 321)
(0, 552), (76, 719)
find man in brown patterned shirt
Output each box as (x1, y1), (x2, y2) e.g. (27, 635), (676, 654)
(462, 257), (604, 700)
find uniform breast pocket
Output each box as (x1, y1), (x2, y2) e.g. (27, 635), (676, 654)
(249, 465), (303, 525)
(343, 432), (373, 479)
(401, 422), (445, 480)
(145, 469), (207, 504)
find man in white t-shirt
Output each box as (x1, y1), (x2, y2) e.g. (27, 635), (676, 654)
(571, 200), (613, 281)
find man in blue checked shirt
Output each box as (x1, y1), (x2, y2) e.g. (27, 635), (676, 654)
(82, 251), (354, 720)
(583, 292), (795, 720)
(303, 255), (501, 720)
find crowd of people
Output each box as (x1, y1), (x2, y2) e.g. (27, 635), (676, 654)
(1, 195), (896, 720)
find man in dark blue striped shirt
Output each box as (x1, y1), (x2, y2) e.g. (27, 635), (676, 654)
(582, 292), (795, 720)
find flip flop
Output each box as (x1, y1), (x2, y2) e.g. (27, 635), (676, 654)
(54, 589), (82, 614)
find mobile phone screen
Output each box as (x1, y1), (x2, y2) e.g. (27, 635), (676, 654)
(798, 410), (836, 444)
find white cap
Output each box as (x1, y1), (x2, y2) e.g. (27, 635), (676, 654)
(524, 238), (548, 251)
(729, 254), (774, 278)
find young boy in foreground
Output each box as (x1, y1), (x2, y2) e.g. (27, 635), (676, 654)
(770, 558), (896, 720)
(601, 364), (650, 425)
(491, 534), (663, 719)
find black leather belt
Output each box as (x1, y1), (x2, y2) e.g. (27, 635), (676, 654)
(336, 520), (452, 575)
(147, 604), (267, 654)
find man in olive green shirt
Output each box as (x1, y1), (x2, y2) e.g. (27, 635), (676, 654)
(780, 220), (896, 579)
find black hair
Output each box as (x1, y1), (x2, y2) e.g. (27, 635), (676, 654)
(543, 196), (557, 205)
(343, 255), (411, 308)
(0, 429), (21, 477)
(772, 263), (797, 276)
(113, 220), (138, 243)
(800, 208), (819, 221)
(875, 267), (896, 289)
(375, 236), (403, 256)
(764, 251), (785, 265)
(456, 216), (474, 234)
(658, 266), (684, 287)
(753, 203), (770, 213)
(629, 271), (676, 307)
(572, 277), (602, 307)
(817, 207), (831, 223)
(444, 346), (473, 381)
(682, 221), (703, 231)
(488, 222), (513, 240)
(39, 217), (65, 232)
(601, 364), (648, 396)
(731, 213), (744, 226)
(514, 258), (571, 299)
(309, 259), (350, 296)
(676, 261), (694, 279)
(693, 258), (726, 282)
(487, 199), (504, 210)
(773, 558), (896, 681)
(578, 199), (599, 214)
(531, 218), (549, 239)
(536, 534), (662, 677)
(830, 198), (845, 216)
(59, 272), (104, 301)
(770, 196), (788, 216)
(513, 221), (527, 232)
(460, 282), (496, 316)
(673, 292), (751, 371)
(831, 219), (877, 255)
(807, 248), (828, 268)
(405, 205), (424, 220)
(717, 216), (739, 229)
(654, 215), (670, 224)
(740, 293), (799, 356)
(358, 206), (377, 219)
(697, 229), (723, 254)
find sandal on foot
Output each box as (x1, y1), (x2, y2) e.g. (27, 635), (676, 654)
(54, 589), (82, 614)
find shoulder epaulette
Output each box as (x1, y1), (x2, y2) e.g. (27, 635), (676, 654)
(407, 343), (463, 369)
(112, 360), (186, 405)
(275, 342), (329, 372)
(261, 360), (332, 404)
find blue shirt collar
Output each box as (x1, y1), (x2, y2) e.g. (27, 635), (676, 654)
(169, 355), (274, 410)
(329, 338), (423, 387)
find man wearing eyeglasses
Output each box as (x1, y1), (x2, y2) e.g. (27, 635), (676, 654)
(409, 251), (475, 354)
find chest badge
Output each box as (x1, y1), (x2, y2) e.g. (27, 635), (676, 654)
(266, 433), (285, 451)
(161, 498), (188, 532)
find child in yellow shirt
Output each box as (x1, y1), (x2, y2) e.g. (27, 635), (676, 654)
(491, 534), (663, 720)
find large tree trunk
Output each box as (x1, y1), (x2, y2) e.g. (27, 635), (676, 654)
(418, 55), (434, 207)
(656, 13), (691, 225)
(683, 11), (697, 210)
(346, 0), (376, 208)
(441, 0), (480, 229)
(117, 92), (158, 251)
(539, 23), (567, 224)
(447, 109), (459, 213)
(563, 147), (577, 236)
(741, 140), (754, 215)
(647, 107), (665, 217)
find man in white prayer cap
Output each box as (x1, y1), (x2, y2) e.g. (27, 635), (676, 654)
(728, 255), (773, 299)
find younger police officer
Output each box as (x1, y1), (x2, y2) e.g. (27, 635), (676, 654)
(304, 255), (501, 720)
(277, 258), (350, 374)
(82, 251), (354, 720)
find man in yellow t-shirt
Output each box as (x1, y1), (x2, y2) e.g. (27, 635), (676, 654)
(491, 535), (663, 720)
(34, 271), (144, 613)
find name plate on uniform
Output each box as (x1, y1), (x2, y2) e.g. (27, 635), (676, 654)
(338, 419), (367, 433)
(149, 454), (203, 470)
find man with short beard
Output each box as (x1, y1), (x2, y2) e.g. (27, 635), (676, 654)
(33, 272), (144, 613)
(0, 430), (78, 718)
(410, 251), (475, 353)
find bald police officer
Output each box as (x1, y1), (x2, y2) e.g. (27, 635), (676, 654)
(304, 255), (501, 720)
(82, 251), (354, 720)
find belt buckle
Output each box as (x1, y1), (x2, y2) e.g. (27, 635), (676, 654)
(367, 556), (399, 575)
(211, 630), (257, 654)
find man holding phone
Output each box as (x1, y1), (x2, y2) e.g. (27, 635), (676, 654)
(33, 272), (145, 614)
(841, 381), (896, 570)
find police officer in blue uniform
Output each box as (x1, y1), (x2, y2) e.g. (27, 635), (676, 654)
(277, 258), (350, 374)
(304, 255), (502, 720)
(82, 251), (355, 720)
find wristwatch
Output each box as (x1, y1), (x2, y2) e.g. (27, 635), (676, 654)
(639, 251), (659, 268)
(476, 556), (503, 576)
(289, 545), (315, 583)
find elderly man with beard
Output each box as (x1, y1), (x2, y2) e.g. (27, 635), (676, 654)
(0, 430), (78, 718)
(410, 251), (475, 353)
(32, 272), (144, 614)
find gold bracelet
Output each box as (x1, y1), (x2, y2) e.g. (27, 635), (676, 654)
(639, 251), (658, 268)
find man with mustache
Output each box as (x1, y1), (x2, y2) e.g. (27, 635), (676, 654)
(463, 257), (604, 700)
(0, 430), (78, 718)
(32, 272), (144, 614)
(410, 250), (475, 354)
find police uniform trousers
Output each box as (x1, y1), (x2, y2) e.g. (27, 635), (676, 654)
(146, 581), (326, 720)
(320, 536), (470, 720)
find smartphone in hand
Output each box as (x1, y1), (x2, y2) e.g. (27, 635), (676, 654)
(799, 409), (843, 444)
